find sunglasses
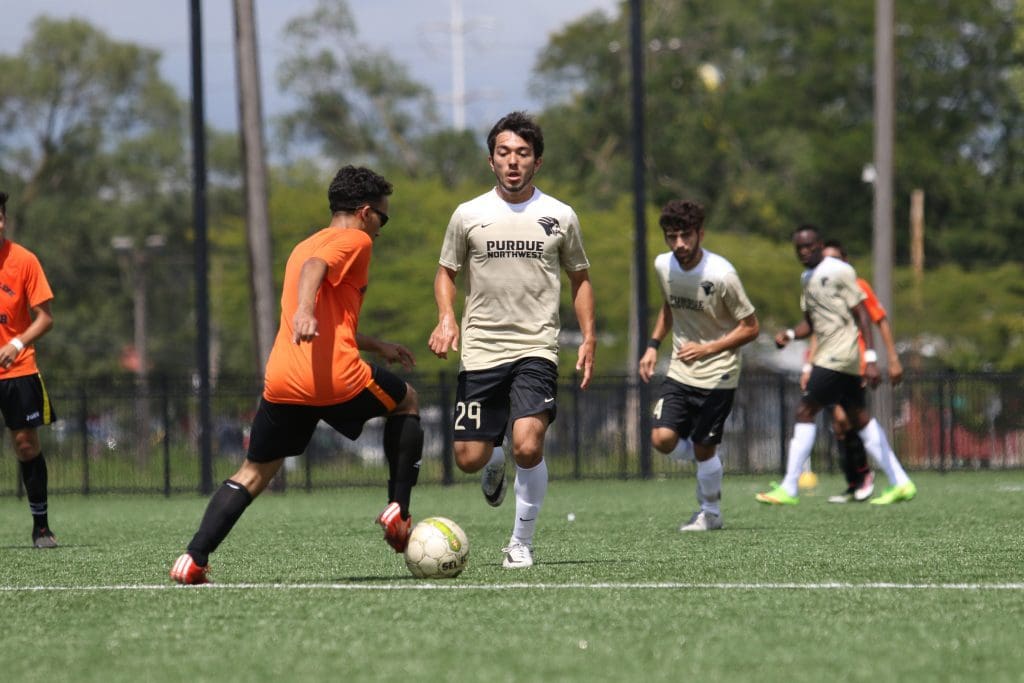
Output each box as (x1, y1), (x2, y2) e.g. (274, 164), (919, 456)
(339, 205), (389, 228)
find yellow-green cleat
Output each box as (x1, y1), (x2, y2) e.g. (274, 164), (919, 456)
(755, 482), (799, 505)
(869, 481), (917, 505)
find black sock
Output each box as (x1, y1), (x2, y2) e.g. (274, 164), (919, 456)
(20, 454), (49, 530)
(384, 414), (423, 519)
(186, 479), (253, 566)
(842, 429), (869, 488)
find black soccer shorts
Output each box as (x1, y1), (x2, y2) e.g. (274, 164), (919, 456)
(651, 377), (735, 446)
(246, 364), (408, 463)
(0, 374), (56, 430)
(453, 357), (558, 445)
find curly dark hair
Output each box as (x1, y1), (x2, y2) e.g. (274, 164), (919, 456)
(0, 191), (8, 215)
(486, 111), (544, 158)
(327, 166), (393, 214)
(793, 223), (821, 238)
(658, 199), (705, 232)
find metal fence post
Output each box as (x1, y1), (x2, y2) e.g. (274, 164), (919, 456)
(79, 386), (90, 495)
(439, 371), (454, 485)
(161, 375), (171, 497)
(778, 374), (789, 476)
(572, 374), (581, 479)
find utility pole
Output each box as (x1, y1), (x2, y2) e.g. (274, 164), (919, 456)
(450, 0), (466, 130)
(872, 0), (896, 432)
(112, 234), (166, 462)
(234, 0), (276, 371)
(872, 0), (895, 335)
(629, 0), (651, 477)
(190, 0), (214, 494)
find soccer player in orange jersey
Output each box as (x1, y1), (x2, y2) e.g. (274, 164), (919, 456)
(0, 191), (58, 548)
(171, 167), (423, 584)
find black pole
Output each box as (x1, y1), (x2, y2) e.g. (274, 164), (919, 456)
(629, 0), (652, 478)
(190, 0), (214, 494)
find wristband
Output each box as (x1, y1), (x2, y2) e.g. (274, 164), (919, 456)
(9, 338), (24, 352)
(801, 363), (812, 374)
(863, 349), (878, 363)
(647, 338), (662, 350)
(785, 329), (796, 341)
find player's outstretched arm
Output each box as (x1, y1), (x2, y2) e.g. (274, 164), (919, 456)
(852, 302), (880, 388)
(428, 266), (460, 359)
(678, 312), (759, 363)
(568, 269), (596, 389)
(292, 257), (328, 344)
(639, 301), (671, 384)
(876, 317), (903, 385)
(357, 334), (416, 371)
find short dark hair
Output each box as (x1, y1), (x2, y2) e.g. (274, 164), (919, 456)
(659, 199), (705, 232)
(327, 166), (393, 214)
(823, 238), (848, 259)
(0, 191), (7, 215)
(486, 111), (544, 158)
(793, 223), (821, 238)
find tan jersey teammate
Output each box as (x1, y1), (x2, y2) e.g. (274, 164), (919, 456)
(429, 111), (596, 569)
(757, 224), (916, 506)
(638, 200), (759, 532)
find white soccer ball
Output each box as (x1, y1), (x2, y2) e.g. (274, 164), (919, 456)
(404, 517), (469, 579)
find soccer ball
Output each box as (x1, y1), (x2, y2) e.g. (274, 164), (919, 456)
(798, 471), (819, 491)
(404, 517), (469, 579)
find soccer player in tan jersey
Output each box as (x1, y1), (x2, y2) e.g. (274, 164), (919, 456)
(638, 200), (759, 531)
(0, 191), (58, 548)
(429, 111), (596, 569)
(757, 225), (916, 506)
(801, 240), (904, 503)
(171, 166), (424, 584)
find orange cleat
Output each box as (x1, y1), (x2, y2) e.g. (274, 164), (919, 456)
(170, 553), (211, 585)
(376, 502), (412, 553)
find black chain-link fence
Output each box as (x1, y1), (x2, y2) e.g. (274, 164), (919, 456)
(1, 371), (1021, 496)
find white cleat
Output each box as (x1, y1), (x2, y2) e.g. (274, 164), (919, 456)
(853, 470), (875, 502)
(679, 510), (723, 532)
(501, 542), (534, 569)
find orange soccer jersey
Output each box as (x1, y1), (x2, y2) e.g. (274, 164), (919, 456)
(857, 277), (887, 372)
(263, 227), (374, 405)
(0, 240), (54, 379)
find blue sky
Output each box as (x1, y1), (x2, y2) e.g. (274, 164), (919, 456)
(2, 0), (619, 134)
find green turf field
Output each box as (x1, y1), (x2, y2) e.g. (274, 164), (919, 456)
(2, 470), (1022, 682)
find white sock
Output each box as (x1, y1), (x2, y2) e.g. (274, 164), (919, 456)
(696, 455), (723, 516)
(781, 422), (817, 496)
(669, 437), (695, 462)
(858, 418), (909, 486)
(511, 459), (547, 546)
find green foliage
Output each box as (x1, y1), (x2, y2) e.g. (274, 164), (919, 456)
(534, 0), (1023, 265)
(3, 8), (1022, 381)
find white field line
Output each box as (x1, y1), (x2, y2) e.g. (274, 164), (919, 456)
(2, 581), (1024, 593)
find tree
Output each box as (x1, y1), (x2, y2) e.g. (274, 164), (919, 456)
(0, 18), (192, 379)
(275, 0), (439, 175)
(532, 0), (1023, 266)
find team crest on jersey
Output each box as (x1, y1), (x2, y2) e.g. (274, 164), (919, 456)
(537, 216), (562, 236)
(700, 281), (715, 296)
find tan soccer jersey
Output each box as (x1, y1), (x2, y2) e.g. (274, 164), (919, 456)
(439, 187), (590, 371)
(800, 256), (866, 376)
(654, 250), (755, 389)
